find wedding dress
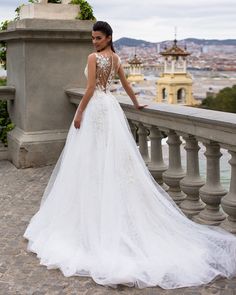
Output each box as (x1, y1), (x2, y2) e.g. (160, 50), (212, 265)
(24, 52), (236, 289)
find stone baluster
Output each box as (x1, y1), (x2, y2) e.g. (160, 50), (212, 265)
(179, 135), (205, 218)
(193, 142), (227, 225)
(162, 130), (185, 204)
(221, 151), (236, 234)
(148, 126), (168, 190)
(137, 123), (150, 163)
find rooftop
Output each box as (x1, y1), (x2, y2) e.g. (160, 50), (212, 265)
(160, 39), (190, 57)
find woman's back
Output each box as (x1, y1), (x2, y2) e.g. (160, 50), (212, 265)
(87, 52), (121, 92)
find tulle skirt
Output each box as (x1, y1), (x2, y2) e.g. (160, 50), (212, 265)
(24, 89), (236, 289)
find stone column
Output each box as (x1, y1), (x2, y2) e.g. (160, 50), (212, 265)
(180, 135), (205, 218)
(183, 59), (187, 72)
(162, 130), (185, 204)
(171, 59), (175, 73)
(137, 123), (150, 163)
(0, 18), (94, 168)
(221, 151), (236, 234)
(193, 142), (227, 225)
(164, 59), (167, 73)
(148, 126), (168, 190)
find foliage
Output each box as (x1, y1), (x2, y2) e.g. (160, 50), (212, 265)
(0, 20), (9, 70)
(15, 4), (25, 21)
(70, 0), (96, 20)
(200, 85), (236, 113)
(0, 78), (14, 146)
(0, 2), (23, 68)
(0, 78), (6, 86)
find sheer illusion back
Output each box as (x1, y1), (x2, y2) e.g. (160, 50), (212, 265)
(85, 52), (121, 92)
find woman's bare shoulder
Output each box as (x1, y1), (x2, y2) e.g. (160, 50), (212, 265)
(113, 52), (120, 59)
(113, 53), (121, 65)
(85, 54), (96, 70)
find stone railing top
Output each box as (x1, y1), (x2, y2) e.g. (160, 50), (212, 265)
(65, 87), (236, 149)
(0, 86), (16, 101)
(4, 18), (94, 32)
(0, 19), (94, 42)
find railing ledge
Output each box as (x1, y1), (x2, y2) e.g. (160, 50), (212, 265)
(0, 86), (16, 101)
(65, 87), (236, 148)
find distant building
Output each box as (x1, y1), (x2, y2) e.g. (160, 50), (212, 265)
(202, 45), (209, 54)
(206, 87), (217, 98)
(127, 54), (144, 83)
(156, 39), (198, 105)
(156, 43), (161, 54)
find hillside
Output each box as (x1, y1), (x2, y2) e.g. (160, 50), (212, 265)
(114, 37), (236, 48)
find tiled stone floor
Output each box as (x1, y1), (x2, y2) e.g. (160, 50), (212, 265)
(0, 160), (236, 295)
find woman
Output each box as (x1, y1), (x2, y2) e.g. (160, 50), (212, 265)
(24, 21), (236, 290)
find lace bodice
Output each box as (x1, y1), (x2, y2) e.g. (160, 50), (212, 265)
(84, 53), (121, 92)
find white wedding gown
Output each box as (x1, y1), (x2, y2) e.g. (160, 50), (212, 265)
(24, 52), (236, 289)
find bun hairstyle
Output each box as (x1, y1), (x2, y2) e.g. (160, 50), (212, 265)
(92, 21), (116, 53)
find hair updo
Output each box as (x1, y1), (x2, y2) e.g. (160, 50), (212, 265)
(92, 21), (116, 53)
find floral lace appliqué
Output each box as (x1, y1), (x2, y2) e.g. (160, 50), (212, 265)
(95, 53), (115, 92)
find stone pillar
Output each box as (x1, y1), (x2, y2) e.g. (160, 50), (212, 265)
(164, 59), (167, 73)
(221, 151), (236, 234)
(162, 130), (185, 204)
(137, 123), (150, 163)
(171, 59), (175, 73)
(193, 142), (227, 225)
(183, 59), (187, 72)
(180, 135), (205, 218)
(0, 18), (94, 168)
(148, 126), (168, 190)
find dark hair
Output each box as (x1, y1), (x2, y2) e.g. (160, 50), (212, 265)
(92, 21), (116, 53)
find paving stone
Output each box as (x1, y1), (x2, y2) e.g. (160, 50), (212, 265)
(0, 159), (236, 295)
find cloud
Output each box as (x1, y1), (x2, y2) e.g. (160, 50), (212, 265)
(0, 0), (235, 41)
(89, 0), (236, 41)
(90, 0), (236, 19)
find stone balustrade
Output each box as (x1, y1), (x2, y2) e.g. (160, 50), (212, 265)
(66, 87), (236, 234)
(0, 86), (15, 101)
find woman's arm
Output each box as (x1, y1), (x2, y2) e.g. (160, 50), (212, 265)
(74, 54), (96, 129)
(117, 64), (148, 110)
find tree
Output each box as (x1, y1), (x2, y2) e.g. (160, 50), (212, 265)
(201, 85), (236, 113)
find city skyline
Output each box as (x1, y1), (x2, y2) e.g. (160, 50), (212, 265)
(0, 0), (236, 42)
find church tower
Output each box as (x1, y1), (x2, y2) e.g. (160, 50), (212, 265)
(127, 54), (144, 83)
(156, 39), (194, 105)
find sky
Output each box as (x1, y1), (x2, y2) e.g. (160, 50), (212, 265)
(0, 0), (235, 42)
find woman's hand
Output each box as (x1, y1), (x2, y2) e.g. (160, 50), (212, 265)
(134, 104), (148, 110)
(74, 113), (83, 129)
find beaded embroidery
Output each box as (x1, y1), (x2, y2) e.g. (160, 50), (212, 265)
(84, 53), (121, 92)
(95, 53), (115, 92)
